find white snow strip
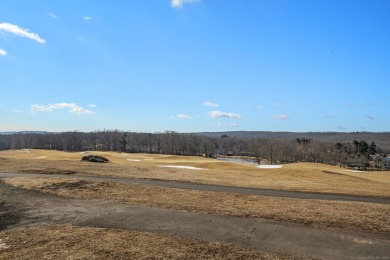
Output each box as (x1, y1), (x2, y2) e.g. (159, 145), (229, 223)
(122, 153), (128, 156)
(256, 165), (283, 169)
(33, 156), (48, 159)
(159, 165), (204, 170)
(0, 238), (9, 250)
(346, 170), (364, 173)
(127, 159), (141, 162)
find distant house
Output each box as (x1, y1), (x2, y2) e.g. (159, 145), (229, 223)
(369, 153), (382, 161)
(383, 156), (390, 170)
(347, 158), (367, 170)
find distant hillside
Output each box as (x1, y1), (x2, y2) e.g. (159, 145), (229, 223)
(1, 130), (389, 152)
(0, 131), (52, 135)
(196, 131), (390, 152)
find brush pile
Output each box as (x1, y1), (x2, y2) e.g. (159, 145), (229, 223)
(81, 155), (109, 163)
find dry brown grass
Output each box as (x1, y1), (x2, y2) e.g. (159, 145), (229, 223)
(4, 177), (390, 234)
(0, 225), (299, 260)
(1, 149), (390, 197)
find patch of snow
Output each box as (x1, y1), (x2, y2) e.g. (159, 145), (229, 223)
(159, 165), (204, 170)
(33, 156), (48, 159)
(346, 170), (364, 173)
(256, 165), (283, 169)
(0, 238), (9, 250)
(80, 152), (86, 154)
(122, 153), (128, 156)
(353, 237), (374, 245)
(127, 159), (141, 162)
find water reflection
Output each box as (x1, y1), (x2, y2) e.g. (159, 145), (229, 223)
(217, 157), (258, 165)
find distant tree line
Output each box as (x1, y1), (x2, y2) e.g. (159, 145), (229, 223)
(0, 130), (385, 169)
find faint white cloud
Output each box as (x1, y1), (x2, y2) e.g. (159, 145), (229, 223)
(365, 115), (376, 120)
(30, 103), (94, 115)
(337, 126), (347, 130)
(88, 104), (97, 108)
(171, 114), (193, 119)
(274, 101), (282, 107)
(171, 0), (199, 8)
(256, 104), (263, 110)
(49, 13), (57, 19)
(203, 101), (219, 108)
(209, 111), (242, 119)
(83, 16), (92, 21)
(0, 22), (45, 44)
(213, 123), (222, 128)
(12, 109), (23, 113)
(0, 49), (6, 56)
(275, 114), (289, 120)
(230, 123), (240, 127)
(324, 115), (336, 119)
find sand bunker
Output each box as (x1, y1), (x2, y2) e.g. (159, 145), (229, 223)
(256, 165), (283, 169)
(159, 165), (204, 170)
(33, 156), (48, 159)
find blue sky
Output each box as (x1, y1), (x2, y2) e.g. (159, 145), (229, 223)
(0, 0), (389, 133)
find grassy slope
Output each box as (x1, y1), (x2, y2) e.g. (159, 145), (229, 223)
(1, 149), (390, 197)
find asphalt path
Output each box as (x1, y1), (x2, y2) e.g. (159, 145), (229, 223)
(1, 181), (389, 260)
(1, 172), (390, 204)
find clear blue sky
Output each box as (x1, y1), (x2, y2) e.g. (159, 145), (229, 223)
(1, 0), (389, 133)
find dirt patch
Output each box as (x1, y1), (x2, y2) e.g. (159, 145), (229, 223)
(45, 180), (93, 190)
(0, 202), (22, 231)
(5, 177), (390, 234)
(0, 225), (300, 260)
(322, 170), (345, 175)
(20, 168), (77, 175)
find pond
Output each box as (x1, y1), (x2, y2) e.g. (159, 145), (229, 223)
(216, 157), (259, 165)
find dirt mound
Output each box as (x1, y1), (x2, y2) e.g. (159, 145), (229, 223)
(82, 155), (109, 163)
